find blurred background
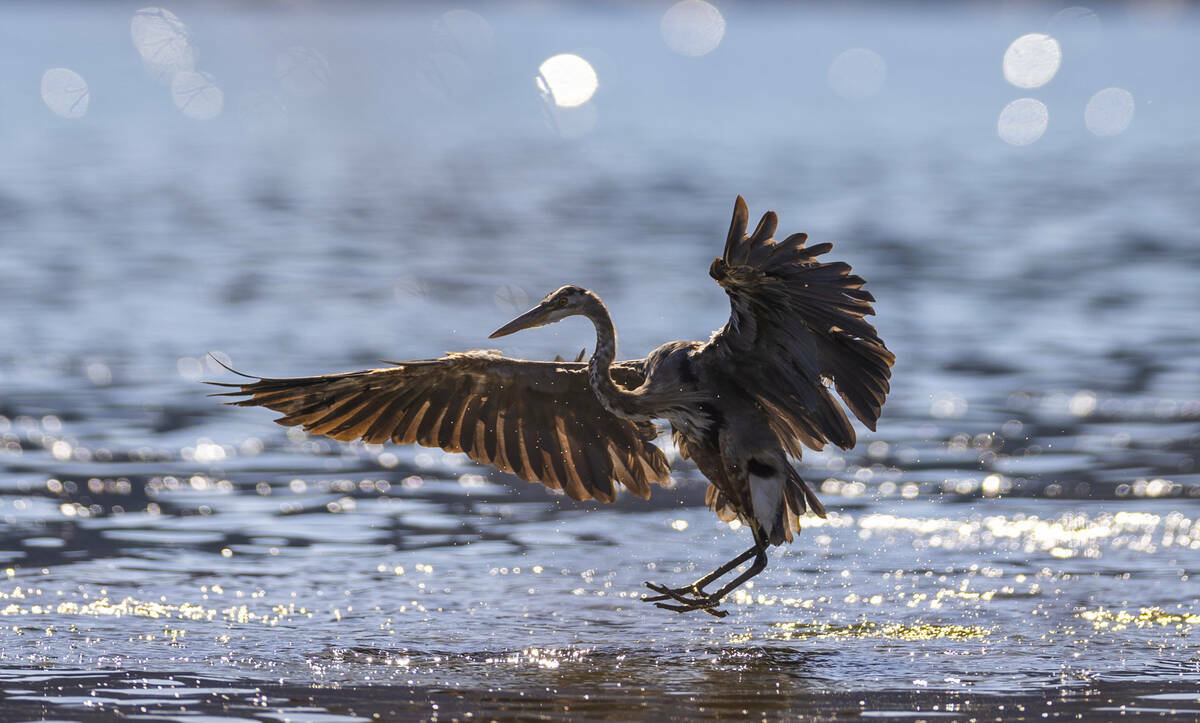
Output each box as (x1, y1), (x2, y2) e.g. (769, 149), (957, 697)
(1, 1), (1199, 719)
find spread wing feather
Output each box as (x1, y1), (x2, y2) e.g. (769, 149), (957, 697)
(208, 351), (669, 503)
(700, 195), (894, 454)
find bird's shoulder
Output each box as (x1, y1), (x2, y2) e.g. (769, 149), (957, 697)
(410, 349), (649, 392)
(642, 341), (701, 379)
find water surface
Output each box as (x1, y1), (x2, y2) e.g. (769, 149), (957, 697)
(1, 2), (1198, 719)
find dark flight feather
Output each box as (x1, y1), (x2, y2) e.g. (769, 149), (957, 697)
(208, 352), (669, 503)
(701, 195), (894, 452)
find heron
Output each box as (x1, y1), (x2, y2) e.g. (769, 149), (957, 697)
(210, 196), (893, 617)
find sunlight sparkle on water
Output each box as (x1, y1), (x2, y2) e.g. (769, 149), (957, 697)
(828, 49), (887, 101)
(1079, 607), (1200, 632)
(1003, 33), (1061, 89)
(767, 621), (990, 641)
(660, 0), (725, 57)
(0, 590), (310, 627)
(998, 98), (1048, 146)
(41, 68), (89, 119)
(536, 54), (598, 108)
(1085, 87), (1135, 137)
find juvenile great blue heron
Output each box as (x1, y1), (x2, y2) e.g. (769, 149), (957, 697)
(211, 196), (893, 617)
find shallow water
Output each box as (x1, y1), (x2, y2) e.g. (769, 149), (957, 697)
(2, 1), (1199, 720)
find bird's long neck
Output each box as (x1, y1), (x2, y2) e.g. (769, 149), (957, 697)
(583, 299), (647, 420)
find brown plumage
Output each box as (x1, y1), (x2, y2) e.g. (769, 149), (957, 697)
(211, 354), (666, 504)
(211, 196), (893, 618)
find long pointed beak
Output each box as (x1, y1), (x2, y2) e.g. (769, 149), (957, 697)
(489, 303), (552, 339)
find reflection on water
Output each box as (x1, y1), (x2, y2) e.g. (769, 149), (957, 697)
(5, 666), (1197, 721)
(764, 621), (990, 641)
(2, 0), (1200, 719)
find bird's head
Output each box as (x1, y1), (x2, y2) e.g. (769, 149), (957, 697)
(489, 285), (594, 339)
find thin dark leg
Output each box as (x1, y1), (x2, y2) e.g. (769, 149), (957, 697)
(667, 545), (767, 606)
(642, 543), (761, 603)
(652, 545), (767, 616)
(643, 528), (770, 617)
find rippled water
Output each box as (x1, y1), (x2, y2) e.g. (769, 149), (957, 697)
(2, 2), (1199, 719)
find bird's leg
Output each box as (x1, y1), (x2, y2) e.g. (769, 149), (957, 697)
(642, 543), (761, 602)
(651, 542), (768, 617)
(643, 528), (770, 616)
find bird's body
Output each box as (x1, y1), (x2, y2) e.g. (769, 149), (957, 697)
(212, 196), (893, 617)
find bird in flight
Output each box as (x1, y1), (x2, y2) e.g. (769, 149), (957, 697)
(211, 196), (893, 617)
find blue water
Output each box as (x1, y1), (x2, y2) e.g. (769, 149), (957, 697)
(1, 2), (1199, 719)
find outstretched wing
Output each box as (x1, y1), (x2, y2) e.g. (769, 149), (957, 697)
(698, 196), (894, 455)
(208, 351), (669, 503)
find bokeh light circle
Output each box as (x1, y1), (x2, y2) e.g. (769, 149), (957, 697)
(171, 70), (224, 120)
(276, 46), (331, 98)
(660, 0), (726, 57)
(1048, 6), (1103, 54)
(997, 98), (1048, 146)
(131, 7), (195, 80)
(41, 68), (89, 119)
(828, 48), (887, 100)
(1003, 33), (1061, 89)
(1085, 87), (1134, 137)
(536, 54), (598, 108)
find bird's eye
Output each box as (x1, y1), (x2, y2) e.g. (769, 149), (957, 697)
(556, 297), (569, 308)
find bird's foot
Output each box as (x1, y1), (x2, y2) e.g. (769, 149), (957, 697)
(642, 582), (728, 618)
(653, 598), (728, 618)
(642, 581), (702, 603)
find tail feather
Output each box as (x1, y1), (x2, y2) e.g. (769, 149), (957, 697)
(786, 465), (826, 519)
